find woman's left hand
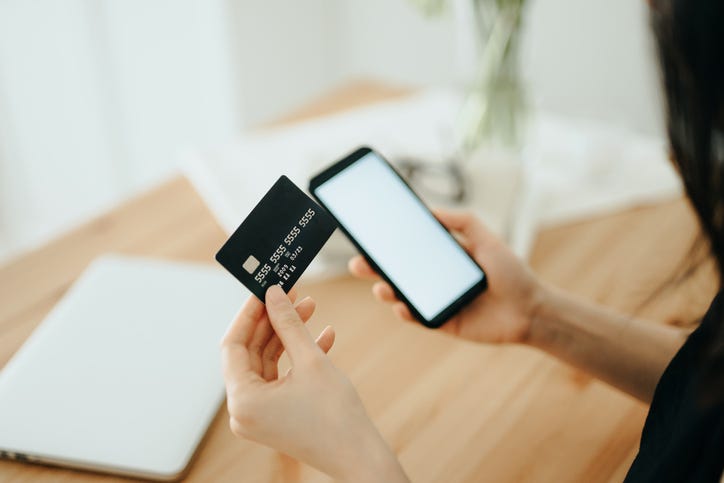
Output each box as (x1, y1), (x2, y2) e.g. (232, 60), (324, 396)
(221, 285), (408, 482)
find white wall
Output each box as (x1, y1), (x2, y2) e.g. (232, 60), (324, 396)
(0, 0), (664, 263)
(331, 0), (663, 136)
(0, 0), (241, 261)
(335, 0), (458, 87)
(521, 0), (663, 136)
(0, 1), (122, 258)
(228, 0), (342, 125)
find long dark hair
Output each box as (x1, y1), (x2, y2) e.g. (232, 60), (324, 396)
(651, 0), (724, 401)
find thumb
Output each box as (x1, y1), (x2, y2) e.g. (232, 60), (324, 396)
(265, 285), (318, 362)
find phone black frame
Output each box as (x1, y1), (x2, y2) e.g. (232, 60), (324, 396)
(308, 146), (488, 328)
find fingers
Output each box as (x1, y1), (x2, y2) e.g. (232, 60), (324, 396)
(370, 281), (415, 322)
(370, 282), (415, 322)
(315, 326), (336, 354)
(261, 297), (317, 360)
(221, 295), (265, 348)
(249, 296), (314, 375)
(247, 290), (300, 364)
(262, 324), (336, 381)
(372, 281), (396, 302)
(353, 262), (408, 313)
(293, 296), (316, 322)
(221, 294), (268, 386)
(260, 297), (316, 381)
(392, 302), (414, 322)
(348, 256), (380, 280)
(265, 285), (318, 363)
(222, 343), (258, 387)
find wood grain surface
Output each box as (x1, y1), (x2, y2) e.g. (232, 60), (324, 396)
(0, 81), (716, 482)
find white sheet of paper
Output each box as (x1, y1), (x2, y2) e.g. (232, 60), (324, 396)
(184, 88), (682, 265)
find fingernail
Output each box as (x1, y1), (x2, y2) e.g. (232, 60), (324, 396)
(265, 284), (286, 304)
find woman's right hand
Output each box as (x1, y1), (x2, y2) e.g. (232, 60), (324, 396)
(221, 285), (409, 482)
(349, 209), (546, 345)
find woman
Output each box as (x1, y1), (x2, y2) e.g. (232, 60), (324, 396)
(220, 0), (724, 480)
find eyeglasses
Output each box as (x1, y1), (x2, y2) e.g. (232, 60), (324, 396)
(395, 157), (468, 204)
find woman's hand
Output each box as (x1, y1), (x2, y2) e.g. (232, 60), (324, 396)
(221, 285), (408, 482)
(349, 210), (545, 345)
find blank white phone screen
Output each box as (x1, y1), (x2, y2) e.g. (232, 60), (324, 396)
(314, 152), (485, 321)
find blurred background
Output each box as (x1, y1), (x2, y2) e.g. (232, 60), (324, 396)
(0, 0), (661, 264)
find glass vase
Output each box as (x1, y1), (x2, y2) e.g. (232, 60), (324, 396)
(456, 0), (527, 154)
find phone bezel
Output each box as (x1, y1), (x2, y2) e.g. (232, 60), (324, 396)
(308, 146), (487, 328)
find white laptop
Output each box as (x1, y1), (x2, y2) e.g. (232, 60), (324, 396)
(0, 255), (245, 480)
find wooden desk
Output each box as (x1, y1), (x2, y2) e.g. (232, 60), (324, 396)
(0, 82), (717, 482)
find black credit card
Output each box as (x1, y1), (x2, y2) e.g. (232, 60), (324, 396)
(215, 175), (337, 301)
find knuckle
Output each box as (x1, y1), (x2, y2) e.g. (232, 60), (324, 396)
(228, 397), (259, 438)
(302, 351), (327, 371)
(262, 347), (279, 363)
(247, 339), (263, 353)
(229, 416), (246, 437)
(276, 312), (301, 329)
(229, 415), (254, 439)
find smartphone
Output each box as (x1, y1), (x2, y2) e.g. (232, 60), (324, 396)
(309, 146), (487, 328)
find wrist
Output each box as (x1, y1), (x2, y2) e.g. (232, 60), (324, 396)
(521, 282), (557, 349)
(337, 426), (408, 483)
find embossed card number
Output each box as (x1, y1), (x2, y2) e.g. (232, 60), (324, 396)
(215, 176), (337, 301)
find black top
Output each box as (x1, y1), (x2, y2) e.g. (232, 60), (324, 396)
(625, 292), (724, 482)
